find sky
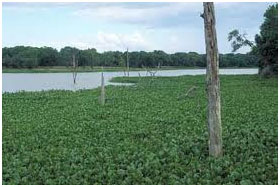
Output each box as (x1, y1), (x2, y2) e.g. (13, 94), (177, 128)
(2, 2), (275, 54)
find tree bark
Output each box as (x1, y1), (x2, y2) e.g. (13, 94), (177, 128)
(126, 48), (129, 77)
(203, 2), (222, 157)
(72, 54), (78, 84)
(100, 67), (105, 105)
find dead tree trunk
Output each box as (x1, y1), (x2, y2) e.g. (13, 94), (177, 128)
(202, 2), (222, 157)
(126, 48), (129, 77)
(100, 67), (105, 105)
(72, 54), (78, 84)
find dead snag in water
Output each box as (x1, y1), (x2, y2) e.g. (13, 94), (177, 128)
(72, 54), (78, 84)
(100, 67), (105, 105)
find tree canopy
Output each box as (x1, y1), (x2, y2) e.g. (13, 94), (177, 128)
(228, 3), (278, 76)
(255, 4), (278, 75)
(2, 46), (258, 69)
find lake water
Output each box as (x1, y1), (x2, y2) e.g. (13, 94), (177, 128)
(3, 68), (258, 93)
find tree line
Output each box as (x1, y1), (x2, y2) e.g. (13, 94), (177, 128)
(2, 46), (258, 69)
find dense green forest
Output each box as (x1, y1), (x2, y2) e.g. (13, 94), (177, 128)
(2, 46), (258, 69)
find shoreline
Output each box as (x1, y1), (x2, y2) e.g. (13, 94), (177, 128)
(2, 66), (258, 73)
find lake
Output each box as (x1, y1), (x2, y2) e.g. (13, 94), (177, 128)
(2, 68), (258, 93)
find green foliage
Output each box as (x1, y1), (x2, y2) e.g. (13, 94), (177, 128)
(2, 46), (40, 68)
(38, 47), (59, 66)
(255, 4), (278, 75)
(58, 46), (80, 66)
(2, 75), (277, 184)
(3, 46), (258, 69)
(228, 30), (254, 52)
(228, 3), (278, 76)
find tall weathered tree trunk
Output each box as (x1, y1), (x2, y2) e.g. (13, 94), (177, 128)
(100, 67), (105, 105)
(72, 54), (78, 84)
(203, 2), (222, 157)
(126, 48), (129, 77)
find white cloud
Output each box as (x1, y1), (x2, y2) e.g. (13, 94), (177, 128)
(163, 29), (205, 53)
(94, 31), (153, 52)
(72, 3), (202, 27)
(9, 31), (154, 52)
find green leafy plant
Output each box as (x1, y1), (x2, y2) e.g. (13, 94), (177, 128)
(2, 75), (277, 184)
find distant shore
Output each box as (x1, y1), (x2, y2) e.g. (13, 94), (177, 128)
(2, 66), (258, 73)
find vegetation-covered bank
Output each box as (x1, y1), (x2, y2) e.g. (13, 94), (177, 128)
(2, 75), (277, 184)
(2, 66), (206, 73)
(2, 66), (257, 73)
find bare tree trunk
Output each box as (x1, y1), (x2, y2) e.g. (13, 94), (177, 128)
(100, 67), (105, 105)
(72, 54), (78, 84)
(91, 53), (94, 69)
(126, 48), (129, 77)
(72, 54), (75, 84)
(203, 2), (222, 157)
